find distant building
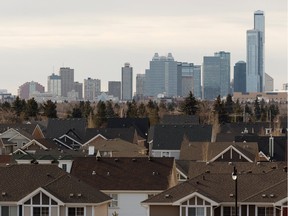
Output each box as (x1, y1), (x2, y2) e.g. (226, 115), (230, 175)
(59, 67), (74, 97)
(203, 51), (230, 100)
(18, 81), (45, 100)
(108, 81), (121, 99)
(177, 62), (201, 98)
(283, 83), (288, 91)
(121, 63), (133, 101)
(47, 73), (61, 96)
(264, 73), (274, 92)
(136, 74), (145, 99)
(84, 78), (101, 101)
(74, 81), (83, 100)
(233, 61), (246, 93)
(233, 92), (287, 103)
(246, 10), (265, 92)
(144, 53), (178, 97)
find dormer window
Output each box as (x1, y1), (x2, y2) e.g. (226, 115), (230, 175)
(265, 128), (272, 135)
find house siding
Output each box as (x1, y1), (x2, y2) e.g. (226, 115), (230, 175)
(150, 205), (178, 216)
(94, 204), (108, 216)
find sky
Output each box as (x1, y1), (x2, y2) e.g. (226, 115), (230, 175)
(0, 0), (287, 95)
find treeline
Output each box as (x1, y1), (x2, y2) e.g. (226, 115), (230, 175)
(0, 92), (281, 127)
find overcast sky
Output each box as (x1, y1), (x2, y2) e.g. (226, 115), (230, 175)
(0, 0), (287, 95)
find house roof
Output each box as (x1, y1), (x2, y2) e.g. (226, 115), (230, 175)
(142, 168), (287, 205)
(45, 118), (86, 139)
(176, 161), (287, 179)
(107, 117), (149, 139)
(0, 164), (111, 204)
(151, 124), (212, 150)
(0, 123), (39, 135)
(161, 115), (199, 125)
(70, 157), (176, 191)
(179, 141), (259, 162)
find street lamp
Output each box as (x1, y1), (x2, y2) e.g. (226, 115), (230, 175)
(232, 166), (238, 216)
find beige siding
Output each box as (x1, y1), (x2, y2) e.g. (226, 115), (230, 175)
(94, 204), (109, 216)
(24, 206), (31, 216)
(60, 206), (66, 216)
(150, 205), (178, 216)
(51, 207), (58, 216)
(86, 206), (92, 216)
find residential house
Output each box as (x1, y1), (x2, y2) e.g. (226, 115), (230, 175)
(0, 164), (111, 216)
(142, 167), (288, 216)
(70, 157), (178, 216)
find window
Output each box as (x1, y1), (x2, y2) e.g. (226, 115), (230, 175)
(108, 194), (118, 208)
(258, 207), (274, 216)
(62, 164), (67, 171)
(33, 207), (49, 216)
(68, 207), (84, 216)
(181, 196), (211, 216)
(223, 206), (238, 216)
(1, 206), (17, 216)
(161, 152), (170, 157)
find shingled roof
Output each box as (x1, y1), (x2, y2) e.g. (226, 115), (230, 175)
(0, 164), (111, 204)
(161, 115), (199, 125)
(70, 157), (177, 191)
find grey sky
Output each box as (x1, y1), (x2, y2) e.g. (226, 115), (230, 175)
(0, 0), (287, 95)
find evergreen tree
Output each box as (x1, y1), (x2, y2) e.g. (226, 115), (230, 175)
(106, 100), (116, 118)
(42, 100), (57, 118)
(71, 107), (83, 118)
(180, 91), (198, 115)
(12, 96), (26, 117)
(253, 97), (261, 121)
(233, 99), (243, 122)
(137, 102), (147, 117)
(269, 103), (279, 122)
(94, 101), (107, 127)
(25, 98), (39, 118)
(126, 100), (138, 118)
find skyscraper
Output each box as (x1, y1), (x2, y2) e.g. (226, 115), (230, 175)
(74, 82), (83, 100)
(136, 74), (145, 100)
(265, 73), (274, 92)
(246, 10), (265, 92)
(59, 67), (74, 97)
(233, 61), (246, 93)
(203, 51), (230, 100)
(18, 81), (45, 100)
(84, 78), (101, 101)
(47, 73), (61, 96)
(121, 63), (133, 101)
(108, 81), (121, 99)
(144, 53), (178, 97)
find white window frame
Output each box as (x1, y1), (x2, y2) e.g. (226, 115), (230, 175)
(0, 206), (18, 216)
(67, 207), (85, 216)
(180, 196), (212, 216)
(257, 206), (274, 216)
(108, 194), (119, 208)
(161, 151), (170, 157)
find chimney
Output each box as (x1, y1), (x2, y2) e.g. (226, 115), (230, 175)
(269, 135), (274, 158)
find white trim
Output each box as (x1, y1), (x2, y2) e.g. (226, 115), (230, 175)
(209, 145), (253, 162)
(274, 197), (288, 206)
(32, 125), (45, 138)
(176, 167), (188, 181)
(58, 134), (83, 146)
(172, 192), (219, 206)
(82, 134), (108, 147)
(20, 139), (48, 151)
(17, 187), (64, 206)
(258, 151), (270, 161)
(53, 138), (73, 150)
(2, 128), (31, 142)
(101, 190), (162, 194)
(12, 148), (27, 155)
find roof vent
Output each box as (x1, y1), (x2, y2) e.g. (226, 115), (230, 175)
(257, 162), (261, 165)
(269, 194), (275, 198)
(262, 194), (267, 198)
(228, 162), (232, 165)
(152, 171), (159, 175)
(2, 192), (6, 196)
(114, 158), (119, 162)
(69, 193), (74, 197)
(92, 171), (96, 175)
(132, 158), (137, 162)
(148, 157), (152, 161)
(77, 193), (82, 197)
(107, 171), (110, 176)
(205, 170), (210, 173)
(229, 193), (234, 197)
(165, 194), (171, 198)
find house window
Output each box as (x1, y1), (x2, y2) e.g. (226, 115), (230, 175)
(62, 164), (67, 171)
(223, 206), (238, 216)
(33, 207), (49, 216)
(108, 194), (118, 208)
(161, 152), (170, 157)
(1, 206), (17, 216)
(68, 207), (84, 216)
(258, 207), (274, 216)
(180, 196), (211, 216)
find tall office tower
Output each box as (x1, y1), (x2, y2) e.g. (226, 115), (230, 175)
(246, 10), (265, 92)
(47, 73), (61, 96)
(121, 63), (133, 101)
(84, 78), (101, 101)
(203, 51), (230, 100)
(233, 61), (246, 93)
(74, 82), (83, 100)
(144, 53), (178, 97)
(136, 74), (145, 99)
(177, 62), (202, 98)
(108, 81), (121, 99)
(18, 81), (45, 100)
(265, 73), (274, 92)
(59, 67), (74, 97)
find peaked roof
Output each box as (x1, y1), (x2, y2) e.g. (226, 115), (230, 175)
(0, 164), (110, 204)
(45, 118), (86, 139)
(142, 168), (287, 204)
(0, 123), (40, 135)
(151, 124), (212, 150)
(70, 157), (176, 191)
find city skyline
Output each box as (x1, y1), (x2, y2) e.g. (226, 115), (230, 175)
(0, 0), (286, 95)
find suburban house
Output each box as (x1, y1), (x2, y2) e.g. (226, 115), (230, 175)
(70, 157), (178, 216)
(148, 124), (212, 159)
(142, 166), (288, 216)
(0, 164), (111, 216)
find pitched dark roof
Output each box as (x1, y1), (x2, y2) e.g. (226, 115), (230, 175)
(0, 123), (39, 135)
(107, 117), (149, 139)
(143, 168), (287, 204)
(45, 118), (86, 139)
(70, 157), (176, 191)
(0, 164), (110, 204)
(257, 136), (287, 161)
(161, 115), (199, 125)
(151, 124), (212, 150)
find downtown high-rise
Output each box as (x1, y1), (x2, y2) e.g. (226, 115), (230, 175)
(233, 61), (246, 93)
(246, 10), (265, 92)
(59, 67), (74, 97)
(121, 63), (133, 101)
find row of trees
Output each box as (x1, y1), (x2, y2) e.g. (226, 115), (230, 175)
(0, 92), (281, 126)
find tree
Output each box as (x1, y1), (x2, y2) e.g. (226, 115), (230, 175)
(180, 91), (198, 115)
(42, 100), (57, 118)
(232, 99), (243, 122)
(106, 100), (116, 118)
(12, 96), (26, 117)
(213, 95), (227, 123)
(94, 101), (107, 128)
(126, 100), (138, 118)
(137, 102), (147, 117)
(71, 107), (83, 118)
(25, 98), (39, 118)
(253, 97), (261, 121)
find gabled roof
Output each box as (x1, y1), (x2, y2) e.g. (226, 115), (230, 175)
(179, 141), (259, 162)
(257, 136), (287, 161)
(107, 117), (149, 139)
(0, 123), (40, 135)
(0, 164), (111, 204)
(45, 118), (86, 139)
(70, 157), (176, 191)
(151, 124), (212, 150)
(161, 115), (199, 125)
(142, 168), (287, 205)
